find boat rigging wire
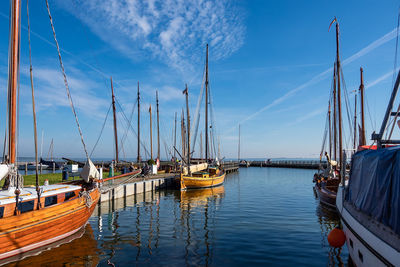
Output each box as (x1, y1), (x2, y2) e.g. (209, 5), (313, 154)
(90, 103), (112, 157)
(387, 9), (400, 141)
(27, 0), (41, 208)
(45, 0), (89, 159)
(115, 99), (150, 158)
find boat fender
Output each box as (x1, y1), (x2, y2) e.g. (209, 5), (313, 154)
(327, 227), (346, 248)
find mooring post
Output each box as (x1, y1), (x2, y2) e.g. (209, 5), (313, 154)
(40, 162), (42, 174)
(25, 162), (27, 175)
(53, 162), (55, 173)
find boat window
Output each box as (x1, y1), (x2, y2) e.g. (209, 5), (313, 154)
(65, 191), (76, 201)
(0, 207), (4, 218)
(45, 195), (58, 207)
(19, 200), (34, 213)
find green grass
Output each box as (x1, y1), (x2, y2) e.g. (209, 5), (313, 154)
(22, 171), (122, 186)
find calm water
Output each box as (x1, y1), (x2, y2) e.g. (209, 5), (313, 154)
(5, 167), (348, 266)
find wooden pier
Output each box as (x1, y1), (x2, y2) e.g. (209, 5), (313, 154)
(221, 162), (239, 173)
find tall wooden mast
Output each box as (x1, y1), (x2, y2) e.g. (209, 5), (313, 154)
(8, 0), (21, 164)
(200, 131), (203, 160)
(335, 20), (343, 171)
(183, 85), (191, 174)
(333, 63), (337, 162)
(181, 109), (186, 159)
(137, 82), (141, 163)
(353, 94), (357, 151)
(174, 112), (177, 160)
(149, 104), (153, 160)
(328, 101), (332, 159)
(156, 90), (160, 160)
(238, 124), (241, 162)
(110, 77), (118, 163)
(205, 44), (209, 163)
(359, 67), (366, 146)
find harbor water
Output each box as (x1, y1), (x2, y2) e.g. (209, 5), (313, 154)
(5, 167), (348, 266)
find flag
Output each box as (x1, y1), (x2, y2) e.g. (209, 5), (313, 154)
(328, 17), (337, 31)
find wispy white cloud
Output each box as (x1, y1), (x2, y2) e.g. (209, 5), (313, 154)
(287, 107), (325, 126)
(365, 67), (400, 89)
(57, 0), (245, 75)
(234, 27), (400, 129)
(20, 66), (109, 118)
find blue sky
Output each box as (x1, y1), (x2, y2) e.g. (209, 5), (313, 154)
(0, 0), (399, 160)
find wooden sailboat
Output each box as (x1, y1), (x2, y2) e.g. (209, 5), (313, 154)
(0, 0), (100, 261)
(314, 18), (344, 210)
(180, 44), (225, 190)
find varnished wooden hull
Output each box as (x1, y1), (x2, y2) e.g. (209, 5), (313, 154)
(181, 172), (225, 189)
(314, 184), (337, 210)
(0, 188), (100, 260)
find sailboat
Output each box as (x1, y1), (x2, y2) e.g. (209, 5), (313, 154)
(180, 44), (225, 190)
(336, 64), (400, 266)
(0, 0), (100, 261)
(314, 18), (346, 210)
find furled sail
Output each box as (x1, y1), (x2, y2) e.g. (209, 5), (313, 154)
(80, 159), (99, 183)
(0, 164), (8, 182)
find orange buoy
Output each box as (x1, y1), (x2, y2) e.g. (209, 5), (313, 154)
(328, 228), (346, 248)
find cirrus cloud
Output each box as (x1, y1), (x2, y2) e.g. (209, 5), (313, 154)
(57, 0), (245, 73)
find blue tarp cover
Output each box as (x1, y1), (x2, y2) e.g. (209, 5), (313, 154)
(346, 146), (400, 236)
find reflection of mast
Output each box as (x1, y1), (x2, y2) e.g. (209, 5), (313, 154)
(204, 202), (210, 266)
(135, 204), (141, 261)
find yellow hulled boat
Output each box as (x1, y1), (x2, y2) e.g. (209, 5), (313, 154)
(180, 167), (225, 190)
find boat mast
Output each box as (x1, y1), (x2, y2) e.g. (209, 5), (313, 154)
(353, 94), (357, 151)
(333, 63), (337, 162)
(149, 104), (153, 160)
(238, 124), (241, 162)
(335, 20), (343, 171)
(200, 131), (203, 160)
(328, 101), (332, 160)
(156, 90), (160, 160)
(205, 44), (209, 163)
(359, 67), (366, 146)
(174, 112), (177, 160)
(110, 77), (119, 163)
(137, 82), (141, 163)
(181, 109), (186, 159)
(7, 0), (21, 165)
(184, 85), (191, 175)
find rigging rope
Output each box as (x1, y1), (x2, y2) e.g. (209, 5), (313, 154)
(387, 10), (400, 141)
(90, 103), (112, 157)
(191, 62), (206, 152)
(115, 99), (150, 158)
(27, 0), (41, 208)
(118, 100), (137, 155)
(45, 0), (89, 159)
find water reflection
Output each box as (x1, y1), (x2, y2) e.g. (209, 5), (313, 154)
(3, 224), (99, 267)
(315, 204), (344, 267)
(177, 186), (225, 267)
(3, 168), (351, 266)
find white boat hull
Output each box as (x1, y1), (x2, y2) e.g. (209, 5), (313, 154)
(336, 187), (400, 267)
